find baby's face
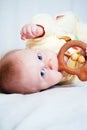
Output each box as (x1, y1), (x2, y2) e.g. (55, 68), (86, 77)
(17, 49), (63, 93)
(7, 49), (63, 93)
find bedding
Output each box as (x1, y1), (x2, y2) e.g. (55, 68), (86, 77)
(0, 81), (87, 130)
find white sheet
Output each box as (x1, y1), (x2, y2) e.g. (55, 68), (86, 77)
(0, 81), (87, 130)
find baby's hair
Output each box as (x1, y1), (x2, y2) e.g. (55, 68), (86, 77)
(0, 61), (14, 83)
(0, 57), (17, 93)
(0, 50), (21, 93)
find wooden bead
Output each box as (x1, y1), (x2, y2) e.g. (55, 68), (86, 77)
(78, 55), (85, 63)
(71, 53), (78, 61)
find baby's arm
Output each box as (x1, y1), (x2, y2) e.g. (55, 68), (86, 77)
(20, 24), (44, 40)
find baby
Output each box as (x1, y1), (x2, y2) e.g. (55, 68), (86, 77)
(0, 48), (63, 94)
(0, 12), (87, 94)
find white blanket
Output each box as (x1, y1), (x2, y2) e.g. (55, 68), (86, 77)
(0, 81), (87, 130)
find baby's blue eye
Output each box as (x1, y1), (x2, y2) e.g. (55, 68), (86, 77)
(38, 55), (43, 60)
(40, 69), (45, 77)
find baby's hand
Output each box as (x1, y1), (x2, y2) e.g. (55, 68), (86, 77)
(20, 24), (44, 40)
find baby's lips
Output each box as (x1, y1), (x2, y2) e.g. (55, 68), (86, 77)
(56, 72), (63, 83)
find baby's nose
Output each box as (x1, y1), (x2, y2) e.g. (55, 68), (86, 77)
(46, 59), (54, 69)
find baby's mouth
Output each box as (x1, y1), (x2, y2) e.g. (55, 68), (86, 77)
(52, 56), (58, 70)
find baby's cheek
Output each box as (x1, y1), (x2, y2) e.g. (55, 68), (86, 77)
(52, 71), (63, 83)
(43, 70), (63, 88)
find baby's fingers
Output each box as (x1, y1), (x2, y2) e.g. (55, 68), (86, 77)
(31, 24), (45, 38)
(20, 25), (29, 40)
(20, 24), (44, 39)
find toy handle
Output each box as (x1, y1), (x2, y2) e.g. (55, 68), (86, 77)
(57, 40), (87, 81)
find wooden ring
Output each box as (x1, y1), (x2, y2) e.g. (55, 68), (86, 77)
(57, 40), (87, 81)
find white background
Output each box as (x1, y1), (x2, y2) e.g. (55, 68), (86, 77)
(0, 0), (87, 55)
